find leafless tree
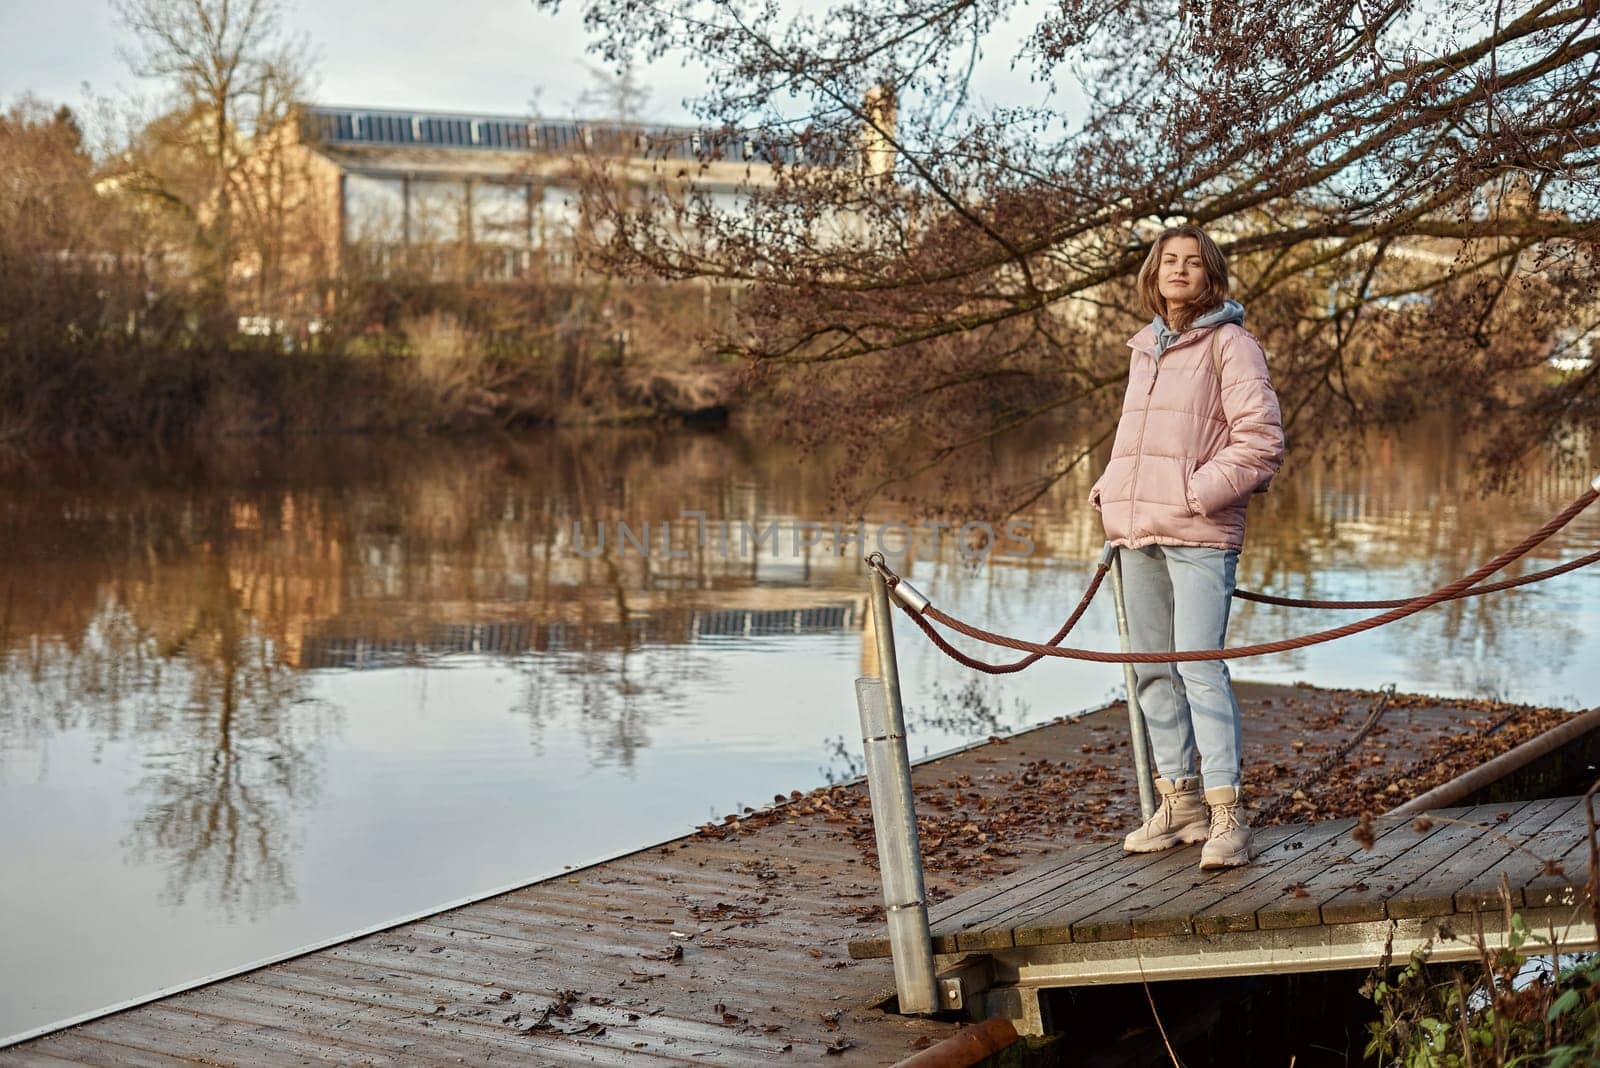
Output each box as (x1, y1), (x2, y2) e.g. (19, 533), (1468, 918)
(112, 0), (315, 319)
(540, 0), (1600, 516)
(575, 59), (653, 125)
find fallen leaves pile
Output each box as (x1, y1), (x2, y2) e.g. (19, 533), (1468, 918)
(693, 687), (1578, 894)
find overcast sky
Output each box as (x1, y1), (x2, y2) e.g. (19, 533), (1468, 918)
(0, 0), (680, 119)
(0, 0), (1066, 128)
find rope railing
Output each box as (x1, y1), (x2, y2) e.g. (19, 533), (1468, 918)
(870, 478), (1600, 670)
(908, 561), (1112, 674)
(1232, 548), (1600, 609)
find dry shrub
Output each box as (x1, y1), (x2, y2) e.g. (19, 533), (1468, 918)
(399, 311), (494, 424)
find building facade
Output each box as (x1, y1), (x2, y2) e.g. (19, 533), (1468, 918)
(278, 105), (793, 293)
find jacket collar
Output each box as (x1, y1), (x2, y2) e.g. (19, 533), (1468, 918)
(1129, 298), (1247, 356)
(1127, 323), (1158, 355)
(1127, 321), (1230, 357)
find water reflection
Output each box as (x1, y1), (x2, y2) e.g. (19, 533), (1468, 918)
(3, 419), (1597, 803)
(0, 416), (1597, 1040)
(1229, 424), (1599, 702)
(1, 538), (331, 915)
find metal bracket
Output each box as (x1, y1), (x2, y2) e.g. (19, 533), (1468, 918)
(985, 984), (1052, 1037)
(890, 578), (931, 615)
(935, 955), (994, 1018)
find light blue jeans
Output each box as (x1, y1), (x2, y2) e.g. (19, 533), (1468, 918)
(1120, 544), (1243, 791)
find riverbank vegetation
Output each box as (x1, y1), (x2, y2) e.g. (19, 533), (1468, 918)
(0, 0), (739, 451)
(1365, 906), (1600, 1065)
(0, 94), (738, 449)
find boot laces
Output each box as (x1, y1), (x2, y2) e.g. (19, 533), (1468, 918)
(1148, 783), (1196, 832)
(1210, 799), (1242, 836)
(1149, 788), (1184, 831)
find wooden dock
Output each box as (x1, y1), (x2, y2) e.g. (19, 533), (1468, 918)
(850, 797), (1598, 1033)
(1, 683), (1592, 1064)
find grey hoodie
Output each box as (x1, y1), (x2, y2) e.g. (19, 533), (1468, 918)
(1151, 298), (1246, 361)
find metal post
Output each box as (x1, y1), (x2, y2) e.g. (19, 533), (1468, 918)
(1105, 542), (1156, 821)
(858, 568), (938, 1014)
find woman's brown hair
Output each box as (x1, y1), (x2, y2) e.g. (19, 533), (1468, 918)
(1136, 224), (1230, 332)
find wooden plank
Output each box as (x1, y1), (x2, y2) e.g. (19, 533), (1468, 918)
(318, 931), (816, 1014)
(347, 929), (866, 1004)
(126, 1000), (412, 1066)
(0, 1033), (198, 1068)
(921, 847), (1134, 953)
(288, 923), (859, 1057)
(413, 912), (857, 987)
(970, 841), (1186, 935)
(1018, 842), (1226, 947)
(924, 843), (1131, 953)
(1129, 820), (1352, 937)
(76, 1003), (334, 1068)
(1063, 824), (1305, 942)
(243, 966), (726, 1065)
(1456, 802), (1592, 912)
(265, 950), (859, 1061)
(847, 934), (893, 959)
(1320, 805), (1510, 925)
(440, 886), (849, 954)
(321, 901), (851, 965)
(1386, 798), (1576, 920)
(669, 835), (878, 870)
(924, 841), (1119, 930)
(249, 960), (723, 1065)
(533, 859), (843, 914)
(1255, 811), (1457, 930)
(423, 911), (832, 966)
(1190, 814), (1374, 932)
(1518, 816), (1596, 912)
(972, 847), (1185, 950)
(1181, 816), (1372, 934)
(0, 1053), (86, 1068)
(421, 903), (676, 959)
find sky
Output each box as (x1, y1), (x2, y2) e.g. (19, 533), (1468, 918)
(0, 0), (1064, 129)
(0, 0), (677, 120)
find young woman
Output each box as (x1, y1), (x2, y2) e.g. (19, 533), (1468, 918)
(1088, 224), (1285, 869)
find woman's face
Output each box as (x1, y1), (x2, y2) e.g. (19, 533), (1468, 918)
(1157, 236), (1205, 312)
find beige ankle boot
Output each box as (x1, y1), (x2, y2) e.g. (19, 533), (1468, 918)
(1123, 776), (1209, 853)
(1199, 786), (1254, 869)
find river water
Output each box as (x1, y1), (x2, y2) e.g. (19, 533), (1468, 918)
(2, 418), (1598, 1040)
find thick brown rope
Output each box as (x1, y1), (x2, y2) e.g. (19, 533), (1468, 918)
(1232, 548), (1600, 609)
(904, 563), (1109, 674)
(906, 548), (1600, 675)
(894, 486), (1598, 665)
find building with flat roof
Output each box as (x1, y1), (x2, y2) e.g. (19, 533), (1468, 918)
(270, 104), (797, 295)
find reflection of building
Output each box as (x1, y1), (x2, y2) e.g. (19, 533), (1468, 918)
(280, 104), (794, 286)
(296, 595), (867, 669)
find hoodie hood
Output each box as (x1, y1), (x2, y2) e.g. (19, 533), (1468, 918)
(1149, 298), (1246, 359)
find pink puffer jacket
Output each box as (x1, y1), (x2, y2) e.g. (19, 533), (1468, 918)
(1089, 321), (1284, 551)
